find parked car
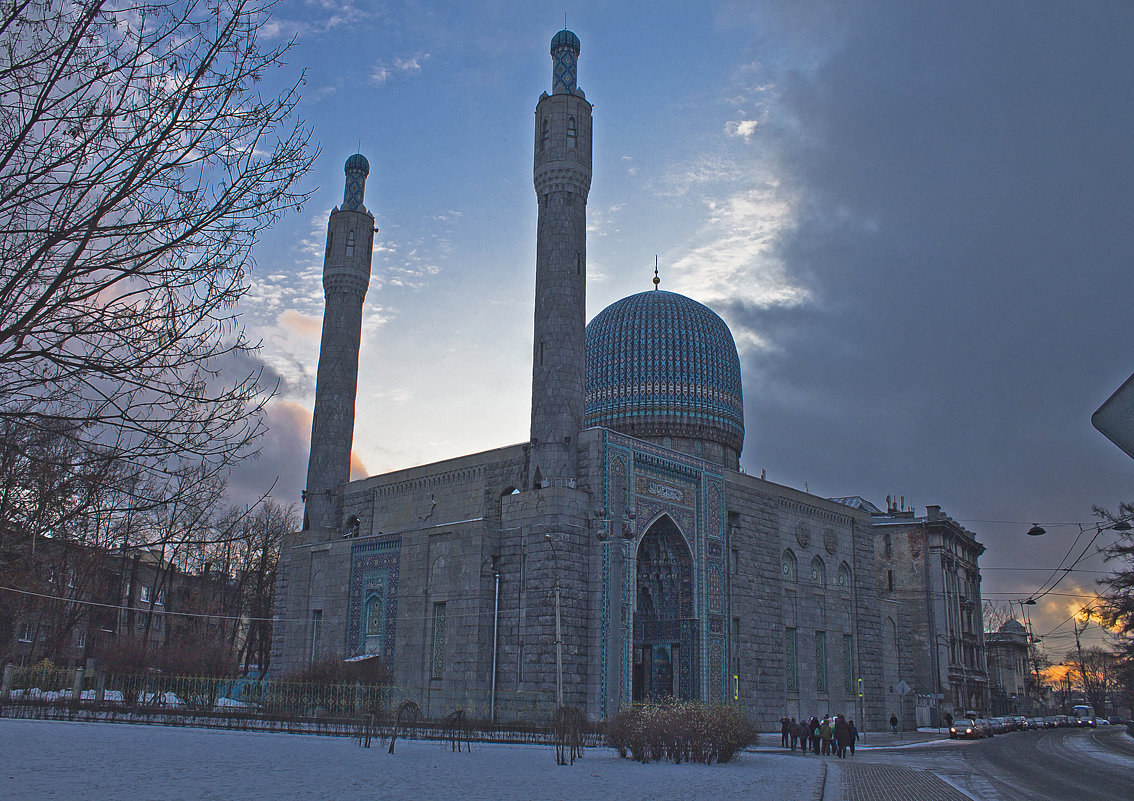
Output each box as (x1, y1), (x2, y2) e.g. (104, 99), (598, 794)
(950, 718), (988, 739)
(1043, 716), (1057, 728)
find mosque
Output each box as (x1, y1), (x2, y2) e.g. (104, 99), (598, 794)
(272, 30), (898, 728)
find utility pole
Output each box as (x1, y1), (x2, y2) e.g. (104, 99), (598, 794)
(1074, 608), (1091, 713)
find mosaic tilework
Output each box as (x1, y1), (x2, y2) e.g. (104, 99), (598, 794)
(346, 537), (401, 666)
(708, 639), (723, 701)
(708, 565), (722, 613)
(601, 431), (735, 711)
(551, 29), (580, 94)
(343, 154), (369, 210)
(584, 291), (743, 453)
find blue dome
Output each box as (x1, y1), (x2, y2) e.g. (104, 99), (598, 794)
(585, 290), (744, 456)
(344, 153), (370, 174)
(551, 29), (580, 54)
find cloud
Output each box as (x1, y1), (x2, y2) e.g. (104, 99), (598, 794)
(726, 119), (759, 140)
(279, 309), (321, 339)
(732, 2), (1134, 639)
(370, 52), (431, 86)
(260, 0), (369, 40)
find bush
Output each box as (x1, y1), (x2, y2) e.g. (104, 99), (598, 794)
(607, 701), (757, 764)
(289, 654), (392, 686)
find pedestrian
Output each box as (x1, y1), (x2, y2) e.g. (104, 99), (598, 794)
(780, 715), (791, 748)
(849, 719), (858, 755)
(890, 713), (898, 734)
(820, 718), (833, 755)
(788, 717), (798, 751)
(810, 716), (821, 754)
(797, 719), (810, 754)
(834, 715), (850, 758)
(943, 711), (953, 729)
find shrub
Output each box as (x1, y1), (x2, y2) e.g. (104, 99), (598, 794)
(289, 654), (392, 686)
(606, 700), (757, 764)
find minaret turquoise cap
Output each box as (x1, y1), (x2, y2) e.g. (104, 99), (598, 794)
(551, 29), (580, 94)
(343, 153), (370, 210)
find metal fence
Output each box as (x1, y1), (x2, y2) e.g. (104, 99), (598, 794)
(0, 663), (600, 745)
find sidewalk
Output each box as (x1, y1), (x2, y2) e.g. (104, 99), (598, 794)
(752, 728), (948, 753)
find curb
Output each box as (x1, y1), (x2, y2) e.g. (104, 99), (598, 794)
(816, 760), (827, 801)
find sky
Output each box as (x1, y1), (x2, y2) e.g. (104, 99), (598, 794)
(226, 0), (1134, 656)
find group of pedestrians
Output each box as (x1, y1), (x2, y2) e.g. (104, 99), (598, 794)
(779, 714), (858, 758)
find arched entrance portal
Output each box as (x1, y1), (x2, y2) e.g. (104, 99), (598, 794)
(632, 515), (696, 702)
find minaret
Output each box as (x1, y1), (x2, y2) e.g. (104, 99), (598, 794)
(529, 29), (592, 488)
(303, 154), (375, 530)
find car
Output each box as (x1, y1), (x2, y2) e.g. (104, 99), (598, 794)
(949, 718), (984, 739)
(1108, 716), (1132, 725)
(1043, 716), (1057, 728)
(1095, 718), (1110, 725)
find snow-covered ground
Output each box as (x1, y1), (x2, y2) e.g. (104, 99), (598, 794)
(0, 719), (823, 801)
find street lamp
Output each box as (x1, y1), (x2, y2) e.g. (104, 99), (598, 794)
(1026, 524), (1046, 537)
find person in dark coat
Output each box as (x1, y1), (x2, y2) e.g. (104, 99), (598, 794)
(849, 719), (859, 755)
(788, 717), (798, 751)
(834, 716), (851, 758)
(796, 719), (810, 754)
(810, 716), (821, 754)
(780, 715), (791, 747)
(890, 712), (898, 734)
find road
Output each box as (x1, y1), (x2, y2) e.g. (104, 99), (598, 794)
(828, 726), (1134, 801)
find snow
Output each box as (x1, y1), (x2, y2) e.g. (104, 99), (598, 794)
(0, 719), (823, 801)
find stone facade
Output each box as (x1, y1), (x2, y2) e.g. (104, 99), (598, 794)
(871, 502), (988, 726)
(986, 619), (1031, 714)
(272, 29), (915, 731)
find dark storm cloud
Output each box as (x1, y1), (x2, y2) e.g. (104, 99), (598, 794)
(225, 399), (311, 510)
(734, 1), (1134, 614)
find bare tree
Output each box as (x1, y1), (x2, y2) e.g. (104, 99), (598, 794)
(0, 0), (315, 498)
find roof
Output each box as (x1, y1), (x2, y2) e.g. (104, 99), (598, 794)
(829, 496), (884, 514)
(584, 290), (744, 454)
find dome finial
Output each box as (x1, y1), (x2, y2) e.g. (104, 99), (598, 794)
(653, 256), (660, 290)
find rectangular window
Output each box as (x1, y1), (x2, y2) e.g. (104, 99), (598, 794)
(431, 602), (447, 680)
(310, 610), (322, 663)
(843, 634), (854, 694)
(18, 622), (31, 643)
(76, 630), (86, 649)
(136, 611), (149, 630)
(816, 630), (828, 693)
(887, 570), (894, 592)
(785, 627), (798, 692)
(139, 584), (151, 603)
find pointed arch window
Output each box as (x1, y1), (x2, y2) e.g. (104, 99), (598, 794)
(567, 116), (577, 148)
(781, 549), (797, 582)
(346, 229), (356, 257)
(810, 556), (826, 585)
(837, 562), (852, 588)
(540, 118), (549, 153)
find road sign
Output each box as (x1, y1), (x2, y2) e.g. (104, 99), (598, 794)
(1093, 372), (1134, 460)
(894, 680), (911, 695)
